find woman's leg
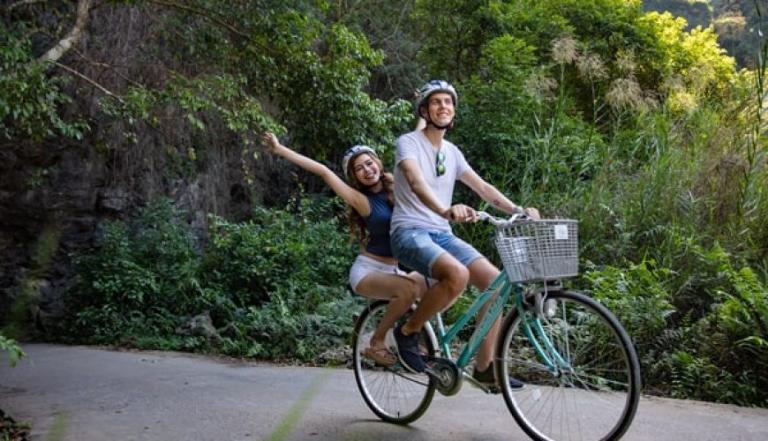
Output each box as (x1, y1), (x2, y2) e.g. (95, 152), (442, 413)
(355, 272), (422, 347)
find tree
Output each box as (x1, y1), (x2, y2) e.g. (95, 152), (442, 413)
(0, 0), (94, 142)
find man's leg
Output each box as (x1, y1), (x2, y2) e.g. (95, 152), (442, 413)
(467, 257), (524, 389)
(395, 253), (468, 372)
(400, 252), (468, 335)
(467, 257), (501, 371)
(390, 229), (469, 372)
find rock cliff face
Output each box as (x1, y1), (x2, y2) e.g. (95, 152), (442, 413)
(0, 140), (91, 328)
(0, 131), (272, 338)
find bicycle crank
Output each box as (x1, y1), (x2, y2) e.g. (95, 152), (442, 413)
(425, 357), (462, 396)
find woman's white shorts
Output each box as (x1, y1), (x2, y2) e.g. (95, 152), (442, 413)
(348, 254), (403, 293)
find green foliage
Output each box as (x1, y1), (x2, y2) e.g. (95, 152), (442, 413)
(90, 1), (411, 192)
(65, 199), (205, 344)
(661, 254), (768, 405)
(644, 0), (758, 69)
(0, 24), (87, 142)
(0, 334), (25, 368)
(0, 407), (30, 441)
(243, 14), (410, 154)
(449, 34), (606, 222)
(203, 197), (358, 360)
(330, 0), (424, 99)
(219, 295), (361, 361)
(63, 197), (359, 362)
(585, 260), (675, 354)
(202, 198), (355, 308)
(413, 0), (499, 81)
(99, 73), (283, 143)
(638, 11), (735, 98)
(583, 245), (768, 405)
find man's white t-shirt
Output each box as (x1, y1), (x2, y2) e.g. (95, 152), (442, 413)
(391, 130), (471, 234)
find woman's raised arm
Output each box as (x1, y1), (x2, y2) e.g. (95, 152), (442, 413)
(261, 132), (371, 216)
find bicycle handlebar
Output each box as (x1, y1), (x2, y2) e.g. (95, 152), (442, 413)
(476, 210), (528, 227)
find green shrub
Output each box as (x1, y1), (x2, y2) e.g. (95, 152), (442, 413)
(202, 198), (358, 360)
(62, 197), (361, 362)
(0, 333), (25, 367)
(584, 260), (675, 380)
(584, 246), (768, 405)
(64, 199), (204, 345)
(202, 199), (355, 308)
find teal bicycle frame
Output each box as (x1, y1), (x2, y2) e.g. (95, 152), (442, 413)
(431, 269), (571, 374)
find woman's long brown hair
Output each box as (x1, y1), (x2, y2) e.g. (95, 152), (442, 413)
(344, 152), (394, 249)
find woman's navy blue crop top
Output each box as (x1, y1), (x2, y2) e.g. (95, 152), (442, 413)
(364, 191), (393, 257)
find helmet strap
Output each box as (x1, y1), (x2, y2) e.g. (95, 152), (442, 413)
(429, 119), (454, 130)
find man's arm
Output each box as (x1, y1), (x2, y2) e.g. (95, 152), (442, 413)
(459, 168), (538, 217)
(399, 158), (450, 218)
(399, 158), (478, 221)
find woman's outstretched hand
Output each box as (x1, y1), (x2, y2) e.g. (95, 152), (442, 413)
(260, 131), (282, 154)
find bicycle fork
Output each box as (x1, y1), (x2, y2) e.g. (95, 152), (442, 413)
(516, 284), (573, 375)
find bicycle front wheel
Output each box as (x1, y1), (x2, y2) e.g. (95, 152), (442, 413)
(352, 300), (436, 425)
(497, 290), (641, 441)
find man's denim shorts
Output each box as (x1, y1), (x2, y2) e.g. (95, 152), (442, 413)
(391, 228), (483, 278)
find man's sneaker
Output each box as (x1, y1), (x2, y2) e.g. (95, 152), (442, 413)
(393, 324), (426, 373)
(472, 365), (524, 390)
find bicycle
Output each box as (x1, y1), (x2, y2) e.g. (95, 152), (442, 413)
(351, 212), (641, 441)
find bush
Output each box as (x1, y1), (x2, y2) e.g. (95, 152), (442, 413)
(202, 199), (355, 309)
(583, 247), (768, 405)
(202, 198), (359, 360)
(0, 333), (25, 367)
(64, 199), (204, 345)
(62, 197), (361, 362)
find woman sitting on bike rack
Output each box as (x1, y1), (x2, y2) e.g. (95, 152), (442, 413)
(261, 132), (426, 366)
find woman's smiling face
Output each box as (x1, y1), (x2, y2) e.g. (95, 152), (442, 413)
(351, 153), (381, 186)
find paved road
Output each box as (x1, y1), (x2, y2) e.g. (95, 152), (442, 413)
(1, 344), (767, 441)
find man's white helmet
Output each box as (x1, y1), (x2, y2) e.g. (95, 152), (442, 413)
(414, 80), (458, 117)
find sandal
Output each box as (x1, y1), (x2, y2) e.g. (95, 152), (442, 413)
(363, 346), (397, 367)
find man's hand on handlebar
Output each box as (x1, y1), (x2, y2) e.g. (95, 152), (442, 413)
(522, 207), (540, 220)
(444, 204), (479, 223)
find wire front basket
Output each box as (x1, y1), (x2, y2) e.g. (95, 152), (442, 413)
(494, 219), (579, 283)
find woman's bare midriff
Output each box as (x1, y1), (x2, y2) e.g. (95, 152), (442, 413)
(361, 250), (397, 266)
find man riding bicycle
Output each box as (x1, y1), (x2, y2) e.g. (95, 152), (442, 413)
(390, 80), (539, 388)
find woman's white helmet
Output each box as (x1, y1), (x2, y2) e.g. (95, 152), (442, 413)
(341, 145), (378, 177)
(414, 80), (458, 117)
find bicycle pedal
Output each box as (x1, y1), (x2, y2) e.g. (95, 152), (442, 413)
(485, 385), (501, 395)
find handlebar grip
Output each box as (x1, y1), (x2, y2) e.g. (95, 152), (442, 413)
(477, 210), (529, 226)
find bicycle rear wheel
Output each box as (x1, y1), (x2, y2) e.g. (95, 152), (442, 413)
(497, 290), (641, 441)
(352, 300), (436, 425)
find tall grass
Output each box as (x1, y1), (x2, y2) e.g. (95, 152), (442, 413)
(572, 68), (768, 404)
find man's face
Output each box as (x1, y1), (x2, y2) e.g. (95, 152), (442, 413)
(424, 92), (455, 126)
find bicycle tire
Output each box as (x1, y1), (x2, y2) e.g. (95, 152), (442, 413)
(352, 300), (436, 424)
(497, 290), (641, 441)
